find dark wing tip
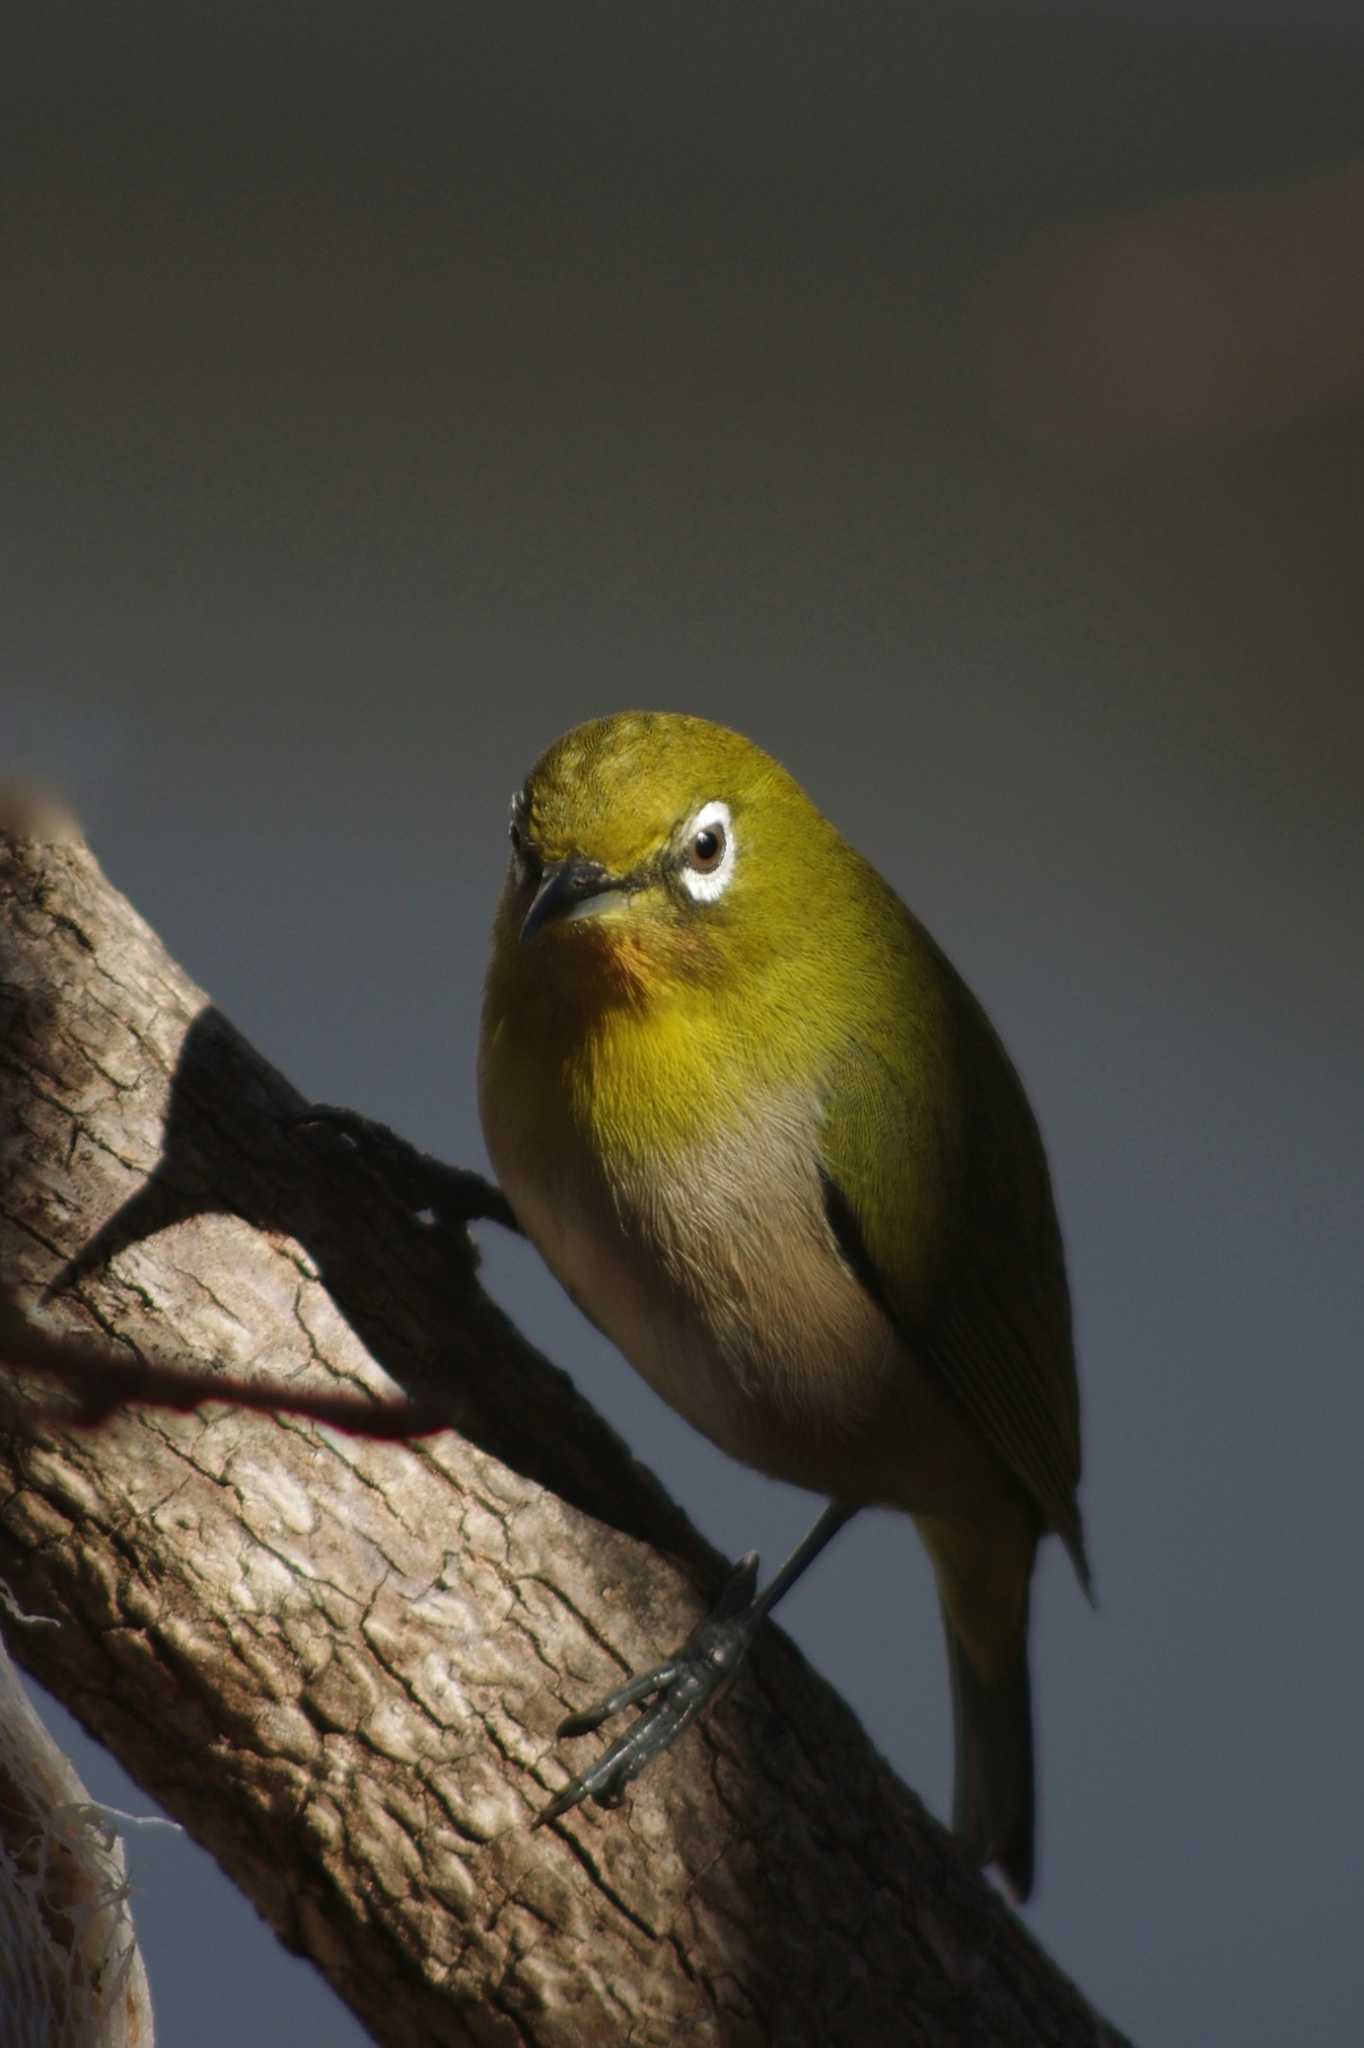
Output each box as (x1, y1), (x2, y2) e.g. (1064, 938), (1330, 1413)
(818, 1164), (895, 1321)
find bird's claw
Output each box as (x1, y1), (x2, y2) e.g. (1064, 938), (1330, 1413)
(534, 1552), (762, 1826)
(289, 1104), (518, 1231)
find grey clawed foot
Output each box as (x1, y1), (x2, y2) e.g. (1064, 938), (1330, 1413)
(535, 1553), (762, 1826)
(289, 1103), (520, 1232)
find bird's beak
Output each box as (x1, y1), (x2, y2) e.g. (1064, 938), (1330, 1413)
(519, 856), (620, 945)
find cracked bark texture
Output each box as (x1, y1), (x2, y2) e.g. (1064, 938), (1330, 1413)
(0, 1627), (153, 2045)
(0, 821), (1127, 2048)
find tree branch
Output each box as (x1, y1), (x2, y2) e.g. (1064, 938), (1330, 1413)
(0, 1619), (154, 2047)
(0, 815), (1126, 2046)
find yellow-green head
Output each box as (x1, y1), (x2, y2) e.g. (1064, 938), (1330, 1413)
(482, 709), (958, 1154)
(492, 709), (860, 1007)
(482, 708), (921, 1154)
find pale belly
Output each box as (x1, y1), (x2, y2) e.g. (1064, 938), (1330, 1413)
(490, 1098), (1005, 1516)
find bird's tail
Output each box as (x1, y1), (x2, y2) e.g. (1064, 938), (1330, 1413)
(940, 1593), (1034, 1899)
(915, 1499), (1038, 1900)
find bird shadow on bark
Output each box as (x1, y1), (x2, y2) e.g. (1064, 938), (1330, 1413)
(44, 1003), (716, 1589)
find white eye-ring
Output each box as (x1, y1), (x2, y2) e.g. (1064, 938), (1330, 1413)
(679, 798), (736, 903)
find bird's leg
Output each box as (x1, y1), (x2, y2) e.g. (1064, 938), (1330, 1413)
(536, 1501), (855, 1825)
(289, 1103), (521, 1234)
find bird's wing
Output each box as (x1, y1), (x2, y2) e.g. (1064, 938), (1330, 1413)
(817, 972), (1088, 1588)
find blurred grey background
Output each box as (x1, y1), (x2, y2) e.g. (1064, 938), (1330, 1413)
(6, 4), (1363, 2042)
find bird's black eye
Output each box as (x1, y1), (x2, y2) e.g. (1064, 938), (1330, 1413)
(687, 823), (726, 874)
(678, 799), (735, 901)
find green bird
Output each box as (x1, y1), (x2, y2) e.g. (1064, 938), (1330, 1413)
(479, 711), (1088, 1898)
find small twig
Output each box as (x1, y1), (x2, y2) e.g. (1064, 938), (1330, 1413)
(0, 1301), (454, 1442)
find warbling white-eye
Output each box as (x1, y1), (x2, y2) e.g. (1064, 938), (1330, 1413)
(479, 711), (1088, 1898)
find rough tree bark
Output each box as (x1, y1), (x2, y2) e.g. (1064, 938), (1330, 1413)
(0, 813), (1127, 2047)
(0, 1624), (154, 2046)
